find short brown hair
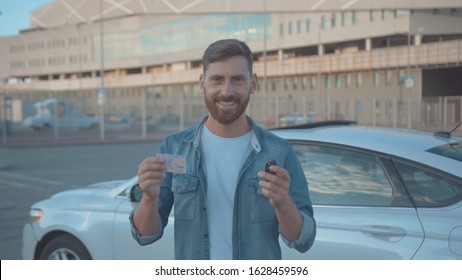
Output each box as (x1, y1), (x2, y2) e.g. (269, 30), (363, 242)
(202, 39), (254, 75)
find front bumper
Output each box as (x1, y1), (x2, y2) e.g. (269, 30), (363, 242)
(21, 223), (38, 260)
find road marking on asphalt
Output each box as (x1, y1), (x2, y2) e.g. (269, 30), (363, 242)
(0, 171), (81, 189)
(0, 201), (17, 211)
(0, 178), (51, 192)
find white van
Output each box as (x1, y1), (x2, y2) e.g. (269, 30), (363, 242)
(23, 99), (99, 131)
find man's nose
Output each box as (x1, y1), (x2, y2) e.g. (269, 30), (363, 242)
(221, 80), (234, 96)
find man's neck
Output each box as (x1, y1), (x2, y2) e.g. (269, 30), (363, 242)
(205, 115), (251, 138)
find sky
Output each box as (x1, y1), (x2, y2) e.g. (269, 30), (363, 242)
(0, 0), (53, 37)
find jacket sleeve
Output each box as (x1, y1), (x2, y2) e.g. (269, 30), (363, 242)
(129, 140), (175, 246)
(280, 144), (317, 253)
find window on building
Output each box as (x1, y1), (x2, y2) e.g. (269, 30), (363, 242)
(352, 11), (358, 25)
(386, 70), (392, 85)
(325, 75), (331, 89)
(335, 75), (342, 89)
(356, 72), (362, 87)
(346, 73), (352, 87)
(301, 76), (307, 89)
(310, 75), (317, 89)
(331, 14), (337, 28)
(370, 10), (377, 22)
(283, 77), (289, 90)
(373, 70), (380, 87)
(279, 23), (284, 36)
(297, 20), (302, 33)
(321, 15), (326, 30)
(288, 21), (293, 35)
(382, 10), (389, 20)
(375, 100), (381, 116)
(398, 69), (405, 85)
(341, 12), (347, 26)
(306, 18), (311, 32)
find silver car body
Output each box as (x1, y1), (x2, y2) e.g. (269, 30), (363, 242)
(22, 123), (462, 259)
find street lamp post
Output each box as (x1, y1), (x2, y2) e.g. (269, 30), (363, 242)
(317, 22), (322, 120)
(2, 90), (8, 144)
(406, 28), (413, 129)
(98, 0), (106, 141)
(262, 0), (268, 126)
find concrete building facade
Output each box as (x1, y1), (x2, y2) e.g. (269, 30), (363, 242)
(1, 0), (462, 129)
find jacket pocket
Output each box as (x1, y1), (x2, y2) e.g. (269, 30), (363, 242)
(249, 178), (276, 223)
(172, 174), (199, 220)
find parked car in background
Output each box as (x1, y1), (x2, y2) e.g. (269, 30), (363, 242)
(22, 121), (462, 259)
(279, 112), (345, 127)
(22, 99), (99, 131)
(146, 113), (180, 130)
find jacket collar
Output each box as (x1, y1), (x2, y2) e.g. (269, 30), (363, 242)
(188, 116), (262, 153)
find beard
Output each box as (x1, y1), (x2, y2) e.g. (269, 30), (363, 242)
(204, 91), (250, 125)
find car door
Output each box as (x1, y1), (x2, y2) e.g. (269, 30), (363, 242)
(282, 142), (425, 259)
(112, 184), (175, 260)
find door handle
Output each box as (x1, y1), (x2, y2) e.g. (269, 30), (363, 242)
(360, 225), (407, 241)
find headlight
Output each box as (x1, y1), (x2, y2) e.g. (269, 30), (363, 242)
(29, 209), (44, 223)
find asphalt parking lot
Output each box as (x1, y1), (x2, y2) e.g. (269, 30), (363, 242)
(0, 140), (161, 259)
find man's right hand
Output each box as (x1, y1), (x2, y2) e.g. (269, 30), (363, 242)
(137, 157), (167, 201)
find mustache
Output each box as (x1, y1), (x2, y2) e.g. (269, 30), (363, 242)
(216, 96), (239, 102)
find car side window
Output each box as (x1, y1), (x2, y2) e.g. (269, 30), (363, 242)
(394, 162), (462, 207)
(292, 144), (393, 206)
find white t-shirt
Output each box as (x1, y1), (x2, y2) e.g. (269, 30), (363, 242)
(201, 124), (251, 259)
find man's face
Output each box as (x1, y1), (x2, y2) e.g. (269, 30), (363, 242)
(200, 56), (257, 125)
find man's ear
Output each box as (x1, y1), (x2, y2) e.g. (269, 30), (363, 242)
(250, 73), (258, 94)
(199, 73), (205, 95)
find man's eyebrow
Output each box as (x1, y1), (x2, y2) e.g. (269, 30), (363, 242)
(206, 73), (248, 80)
(207, 74), (224, 79)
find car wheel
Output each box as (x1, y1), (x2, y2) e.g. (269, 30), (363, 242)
(39, 234), (92, 260)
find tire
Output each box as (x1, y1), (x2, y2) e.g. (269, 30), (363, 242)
(39, 234), (92, 260)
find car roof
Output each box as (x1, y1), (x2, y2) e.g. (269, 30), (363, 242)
(271, 122), (462, 177)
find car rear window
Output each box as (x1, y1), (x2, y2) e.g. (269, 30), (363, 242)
(395, 161), (462, 207)
(427, 142), (462, 162)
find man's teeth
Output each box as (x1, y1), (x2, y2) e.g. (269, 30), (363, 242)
(218, 100), (235, 105)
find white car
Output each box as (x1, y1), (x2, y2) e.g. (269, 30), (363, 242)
(22, 121), (462, 259)
(22, 99), (99, 131)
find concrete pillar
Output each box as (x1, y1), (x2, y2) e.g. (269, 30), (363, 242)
(414, 34), (422, 46)
(318, 44), (324, 56)
(365, 38), (372, 51)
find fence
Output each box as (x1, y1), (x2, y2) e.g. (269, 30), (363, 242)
(1, 90), (461, 146)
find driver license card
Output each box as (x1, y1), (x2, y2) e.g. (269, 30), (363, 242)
(157, 154), (186, 174)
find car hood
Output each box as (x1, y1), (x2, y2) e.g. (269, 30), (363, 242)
(51, 180), (128, 199)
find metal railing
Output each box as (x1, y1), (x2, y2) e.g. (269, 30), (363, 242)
(1, 93), (461, 146)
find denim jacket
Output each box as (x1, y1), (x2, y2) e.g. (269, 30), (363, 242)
(130, 116), (316, 259)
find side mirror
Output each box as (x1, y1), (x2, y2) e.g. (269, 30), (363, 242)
(129, 184), (143, 203)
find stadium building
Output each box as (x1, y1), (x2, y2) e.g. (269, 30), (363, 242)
(1, 0), (462, 131)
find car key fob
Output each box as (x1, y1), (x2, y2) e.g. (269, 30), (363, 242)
(265, 160), (277, 175)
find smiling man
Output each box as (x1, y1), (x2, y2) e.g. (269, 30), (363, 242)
(130, 39), (316, 260)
